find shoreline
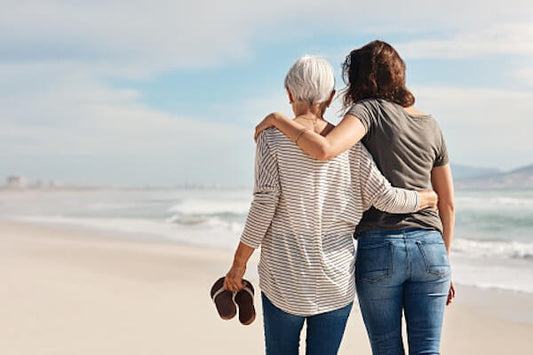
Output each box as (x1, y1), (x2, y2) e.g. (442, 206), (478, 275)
(1, 220), (532, 354)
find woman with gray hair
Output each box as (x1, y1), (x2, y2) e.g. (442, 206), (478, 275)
(222, 56), (437, 355)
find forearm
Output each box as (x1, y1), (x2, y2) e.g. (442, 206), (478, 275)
(232, 242), (255, 268)
(431, 164), (455, 254)
(371, 186), (420, 214)
(270, 112), (304, 141)
(225, 242), (255, 291)
(438, 202), (455, 254)
(271, 113), (331, 160)
(267, 112), (366, 161)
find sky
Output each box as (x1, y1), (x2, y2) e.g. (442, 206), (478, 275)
(1, 1), (532, 187)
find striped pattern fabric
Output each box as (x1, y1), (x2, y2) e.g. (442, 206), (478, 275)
(241, 128), (420, 316)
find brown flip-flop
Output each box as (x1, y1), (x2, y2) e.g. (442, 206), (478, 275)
(234, 280), (256, 325)
(210, 277), (236, 320)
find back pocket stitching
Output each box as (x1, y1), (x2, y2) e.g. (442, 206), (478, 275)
(356, 241), (393, 283)
(416, 241), (450, 277)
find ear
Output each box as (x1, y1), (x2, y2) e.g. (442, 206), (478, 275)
(326, 90), (336, 107)
(286, 87), (294, 104)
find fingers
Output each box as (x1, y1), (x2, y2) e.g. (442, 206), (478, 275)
(254, 114), (276, 141)
(255, 121), (268, 142)
(224, 278), (244, 292)
(446, 281), (456, 306)
(223, 269), (245, 292)
(431, 190), (438, 209)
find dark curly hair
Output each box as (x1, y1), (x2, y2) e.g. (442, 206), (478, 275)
(342, 40), (415, 108)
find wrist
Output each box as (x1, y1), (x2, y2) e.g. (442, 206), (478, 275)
(417, 191), (426, 209)
(232, 257), (247, 268)
(421, 192), (429, 208)
(419, 190), (437, 209)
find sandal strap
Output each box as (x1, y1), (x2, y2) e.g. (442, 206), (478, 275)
(240, 285), (254, 298)
(211, 287), (230, 301)
(212, 281), (253, 301)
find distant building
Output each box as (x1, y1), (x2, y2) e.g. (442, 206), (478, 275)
(32, 179), (62, 188)
(6, 175), (28, 188)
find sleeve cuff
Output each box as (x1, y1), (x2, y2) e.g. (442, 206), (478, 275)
(414, 191), (421, 211)
(240, 235), (261, 249)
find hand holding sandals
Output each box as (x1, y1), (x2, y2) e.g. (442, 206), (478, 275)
(224, 262), (246, 292)
(210, 276), (256, 325)
(210, 242), (257, 325)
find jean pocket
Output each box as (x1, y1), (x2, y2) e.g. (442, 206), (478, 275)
(416, 240), (451, 277)
(355, 242), (393, 283)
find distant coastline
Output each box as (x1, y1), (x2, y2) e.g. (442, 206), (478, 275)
(2, 163), (533, 190)
(453, 163), (533, 189)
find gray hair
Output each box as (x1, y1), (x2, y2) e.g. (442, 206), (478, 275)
(284, 55), (335, 105)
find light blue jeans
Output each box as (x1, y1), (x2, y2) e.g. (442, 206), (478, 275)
(261, 293), (353, 355)
(355, 229), (451, 355)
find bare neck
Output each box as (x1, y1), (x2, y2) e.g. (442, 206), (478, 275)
(292, 101), (325, 119)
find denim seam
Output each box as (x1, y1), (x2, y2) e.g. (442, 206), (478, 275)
(405, 237), (411, 279)
(389, 241), (394, 279)
(416, 241), (451, 277)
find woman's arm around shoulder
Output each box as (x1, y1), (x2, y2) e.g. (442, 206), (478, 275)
(255, 112), (366, 161)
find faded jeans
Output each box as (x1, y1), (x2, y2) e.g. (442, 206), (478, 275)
(355, 229), (451, 355)
(261, 293), (353, 355)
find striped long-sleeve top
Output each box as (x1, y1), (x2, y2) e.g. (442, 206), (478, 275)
(241, 128), (420, 316)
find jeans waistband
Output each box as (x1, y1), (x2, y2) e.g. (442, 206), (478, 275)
(358, 228), (438, 239)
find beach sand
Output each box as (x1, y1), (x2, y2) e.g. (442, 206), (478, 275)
(1, 220), (532, 354)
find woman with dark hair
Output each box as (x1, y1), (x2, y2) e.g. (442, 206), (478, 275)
(255, 40), (455, 355)
(222, 55), (438, 355)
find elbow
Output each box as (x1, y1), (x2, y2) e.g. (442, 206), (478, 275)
(315, 146), (334, 161)
(447, 203), (455, 215)
(316, 152), (329, 161)
(438, 199), (455, 214)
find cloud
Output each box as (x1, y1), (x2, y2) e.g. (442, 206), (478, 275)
(2, 1), (533, 185)
(513, 68), (533, 86)
(397, 23), (533, 59)
(3, 1), (532, 73)
(0, 69), (249, 155)
(0, 62), (255, 186)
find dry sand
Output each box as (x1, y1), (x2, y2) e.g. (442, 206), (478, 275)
(1, 220), (532, 354)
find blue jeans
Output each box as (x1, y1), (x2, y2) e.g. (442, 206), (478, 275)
(261, 293), (353, 355)
(355, 229), (451, 355)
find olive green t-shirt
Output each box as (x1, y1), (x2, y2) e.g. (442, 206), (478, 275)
(347, 98), (449, 234)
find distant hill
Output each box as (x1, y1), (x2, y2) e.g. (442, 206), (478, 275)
(453, 164), (533, 189)
(451, 164), (501, 181)
(510, 164), (533, 175)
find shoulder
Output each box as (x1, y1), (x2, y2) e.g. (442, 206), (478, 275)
(383, 101), (440, 127)
(257, 128), (288, 151)
(346, 99), (381, 131)
(422, 115), (445, 134)
(257, 127), (278, 142)
(347, 98), (379, 114)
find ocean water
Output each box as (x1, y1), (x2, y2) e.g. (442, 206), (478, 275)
(1, 188), (532, 294)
